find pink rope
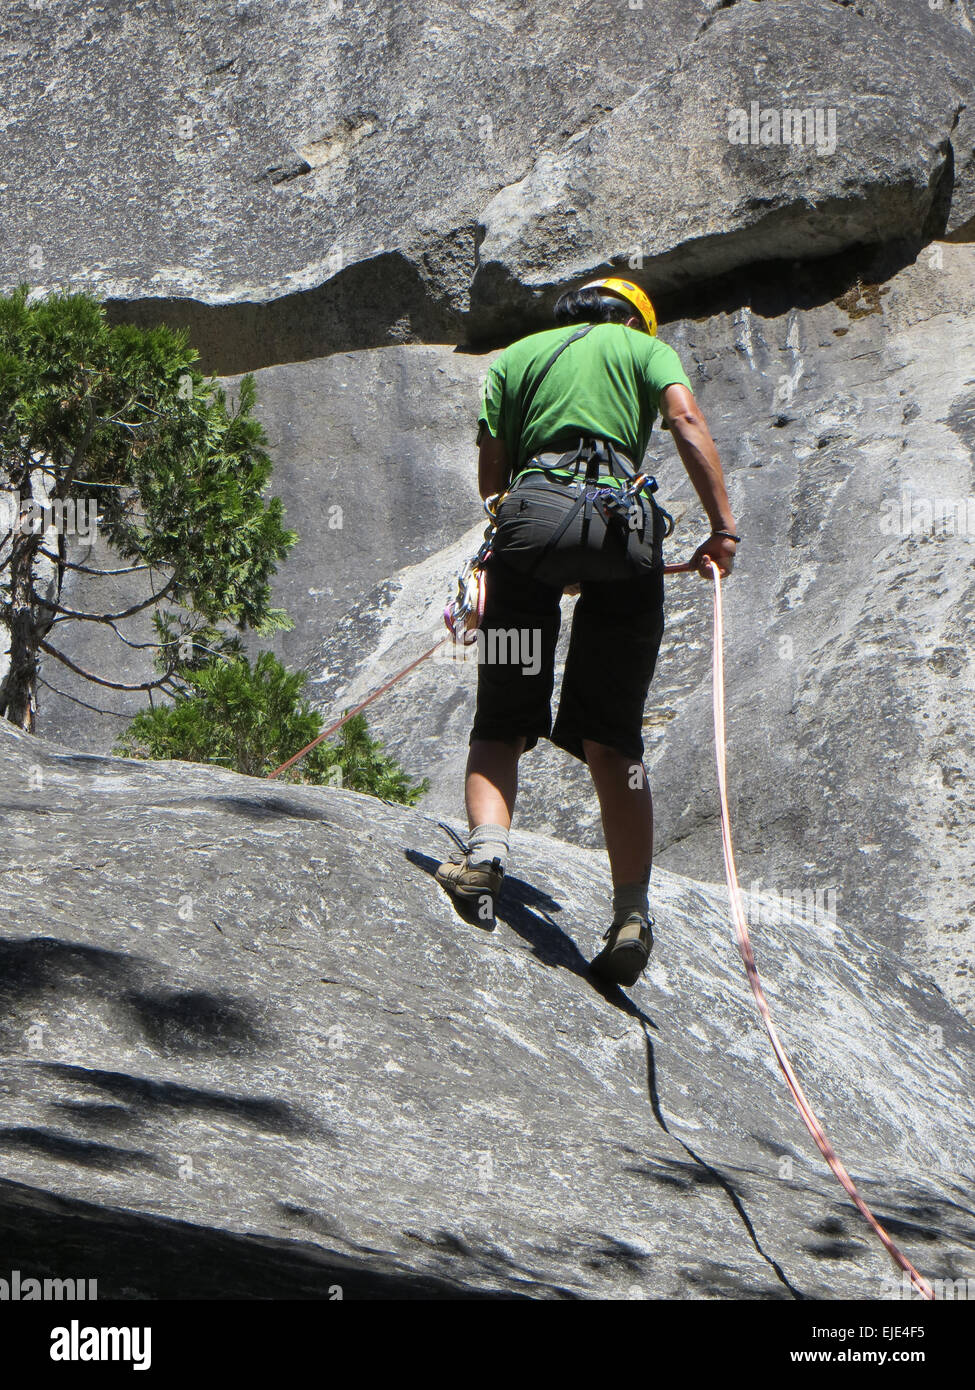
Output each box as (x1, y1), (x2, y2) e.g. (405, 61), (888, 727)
(701, 556), (934, 1300)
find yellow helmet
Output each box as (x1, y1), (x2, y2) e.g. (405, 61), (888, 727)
(581, 277), (657, 336)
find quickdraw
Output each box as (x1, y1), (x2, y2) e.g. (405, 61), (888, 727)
(443, 491), (505, 643)
(594, 470), (657, 539)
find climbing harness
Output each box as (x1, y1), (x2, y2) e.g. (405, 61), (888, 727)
(444, 436), (676, 638)
(519, 438), (674, 580)
(443, 442), (672, 638)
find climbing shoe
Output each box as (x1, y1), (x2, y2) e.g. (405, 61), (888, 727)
(435, 851), (504, 924)
(589, 913), (654, 987)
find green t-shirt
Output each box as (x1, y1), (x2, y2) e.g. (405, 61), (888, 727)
(477, 322), (693, 474)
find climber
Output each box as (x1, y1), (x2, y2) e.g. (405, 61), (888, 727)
(436, 278), (738, 987)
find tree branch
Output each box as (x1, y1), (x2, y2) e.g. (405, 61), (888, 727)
(174, 641), (238, 663)
(60, 402), (97, 499)
(36, 547), (151, 576)
(54, 611), (178, 651)
(36, 675), (136, 719)
(34, 573), (178, 623)
(37, 639), (177, 693)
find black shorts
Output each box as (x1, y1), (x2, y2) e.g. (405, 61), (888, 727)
(469, 477), (666, 764)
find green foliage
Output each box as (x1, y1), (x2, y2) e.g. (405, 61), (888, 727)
(0, 285), (297, 717)
(321, 710), (430, 806)
(114, 651), (429, 806)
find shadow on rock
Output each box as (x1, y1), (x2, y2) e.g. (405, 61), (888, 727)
(123, 987), (270, 1057)
(407, 850), (658, 1027)
(0, 1177), (526, 1299)
(36, 1063), (319, 1139)
(0, 938), (131, 1023)
(0, 1127), (159, 1173)
(0, 935), (276, 1062)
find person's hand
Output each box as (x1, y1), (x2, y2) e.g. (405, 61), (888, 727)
(562, 582), (581, 596)
(689, 533), (737, 578)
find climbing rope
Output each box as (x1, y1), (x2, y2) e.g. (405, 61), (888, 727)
(700, 555), (935, 1300)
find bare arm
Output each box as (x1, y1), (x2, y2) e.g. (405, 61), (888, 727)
(659, 383), (738, 577)
(477, 431), (511, 501)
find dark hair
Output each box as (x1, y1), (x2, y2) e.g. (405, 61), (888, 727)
(553, 287), (634, 328)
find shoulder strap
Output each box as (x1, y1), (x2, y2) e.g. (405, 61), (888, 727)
(518, 323), (595, 437)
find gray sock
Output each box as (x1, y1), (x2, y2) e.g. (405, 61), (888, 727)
(468, 823), (510, 871)
(612, 880), (650, 924)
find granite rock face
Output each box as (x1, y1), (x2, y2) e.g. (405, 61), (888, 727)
(0, 0), (708, 364)
(472, 1), (975, 334)
(1, 718), (972, 1298)
(2, 2), (974, 363)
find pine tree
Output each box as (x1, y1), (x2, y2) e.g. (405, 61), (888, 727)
(0, 286), (295, 729)
(114, 651), (428, 805)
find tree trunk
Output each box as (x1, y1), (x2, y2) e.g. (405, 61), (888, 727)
(0, 474), (47, 731)
(2, 600), (39, 731)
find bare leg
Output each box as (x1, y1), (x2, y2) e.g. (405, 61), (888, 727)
(582, 739), (653, 886)
(465, 736), (527, 831)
